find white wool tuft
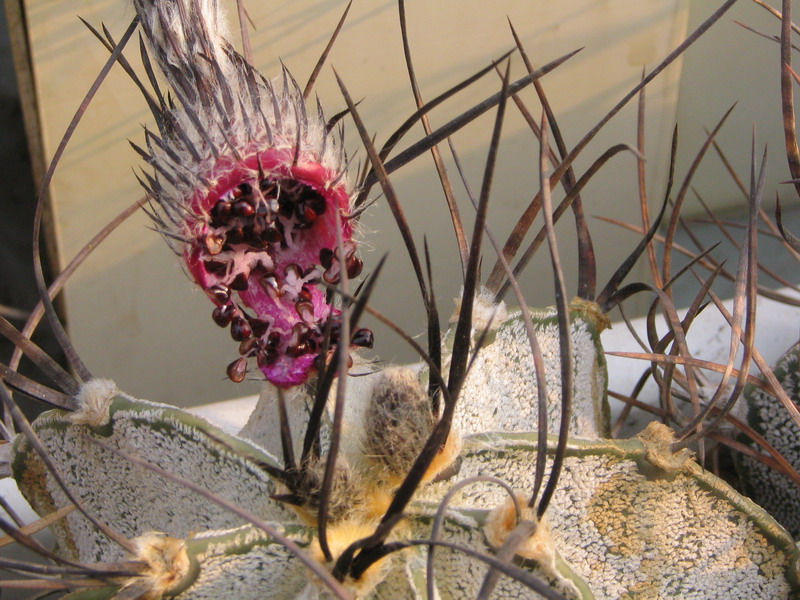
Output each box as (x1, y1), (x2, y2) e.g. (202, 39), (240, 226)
(118, 532), (191, 598)
(68, 379), (118, 427)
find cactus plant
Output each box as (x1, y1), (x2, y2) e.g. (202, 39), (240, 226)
(736, 325), (800, 541)
(3, 1), (800, 599)
(11, 310), (800, 598)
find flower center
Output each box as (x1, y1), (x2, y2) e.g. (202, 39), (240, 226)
(184, 151), (370, 388)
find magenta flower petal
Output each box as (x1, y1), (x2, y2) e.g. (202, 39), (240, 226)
(181, 149), (358, 388)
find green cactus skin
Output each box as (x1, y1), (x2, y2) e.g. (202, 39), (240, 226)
(27, 416), (800, 599)
(444, 302), (611, 441)
(61, 523), (428, 600)
(12, 393), (293, 564)
(736, 341), (800, 539)
(418, 430), (800, 600)
(12, 306), (800, 599)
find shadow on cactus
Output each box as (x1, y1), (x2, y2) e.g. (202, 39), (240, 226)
(2, 1), (800, 599)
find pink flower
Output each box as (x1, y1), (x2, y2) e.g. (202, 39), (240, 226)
(131, 0), (370, 387)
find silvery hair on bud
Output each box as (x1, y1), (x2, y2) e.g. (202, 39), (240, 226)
(130, 0), (347, 245)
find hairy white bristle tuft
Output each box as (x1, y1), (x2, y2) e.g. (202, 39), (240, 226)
(118, 532), (191, 598)
(363, 366), (435, 482)
(68, 379), (118, 427)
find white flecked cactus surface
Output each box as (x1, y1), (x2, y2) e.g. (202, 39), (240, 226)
(13, 305), (800, 599)
(736, 341), (800, 540)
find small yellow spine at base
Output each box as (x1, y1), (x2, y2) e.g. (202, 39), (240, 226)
(362, 485), (393, 521)
(637, 421), (693, 472)
(422, 431), (462, 483)
(308, 521), (393, 598)
(570, 297), (612, 333)
(484, 494), (583, 599)
(484, 494), (554, 565)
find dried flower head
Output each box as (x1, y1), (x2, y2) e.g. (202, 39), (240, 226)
(131, 0), (369, 387)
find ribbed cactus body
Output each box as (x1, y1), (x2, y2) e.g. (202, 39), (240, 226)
(444, 301), (610, 441)
(12, 394), (291, 564)
(419, 429), (800, 599)
(13, 306), (800, 599)
(735, 340), (800, 539)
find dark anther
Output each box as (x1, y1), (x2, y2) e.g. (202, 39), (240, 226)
(212, 303), (236, 327)
(246, 229), (267, 250)
(297, 286), (313, 304)
(261, 226), (283, 244)
(230, 272), (249, 291)
(226, 357), (248, 383)
(211, 199), (232, 225)
(227, 227), (245, 245)
(234, 201), (255, 218)
(248, 318), (270, 338)
(327, 318), (342, 337)
(259, 178), (278, 196)
(296, 301), (315, 324)
(278, 198), (294, 219)
(287, 341), (312, 358)
(284, 263), (303, 280)
(299, 265), (315, 278)
(302, 206), (318, 224)
(351, 328), (374, 349)
(239, 338), (258, 356)
(304, 188), (327, 216)
(286, 185), (325, 229)
(266, 331), (282, 351)
(346, 255), (363, 279)
(260, 274), (281, 297)
(254, 259), (274, 275)
(319, 248), (334, 270)
(230, 316), (253, 341)
(322, 269), (340, 285)
(204, 258), (229, 276)
(256, 348), (278, 367)
(208, 283), (231, 304)
(288, 322), (311, 348)
(248, 238), (268, 252)
(234, 182), (252, 198)
(286, 322), (313, 358)
(204, 232), (225, 255)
